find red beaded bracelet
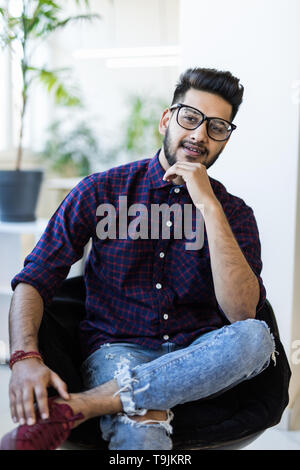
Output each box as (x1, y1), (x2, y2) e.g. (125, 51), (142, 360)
(9, 350), (43, 370)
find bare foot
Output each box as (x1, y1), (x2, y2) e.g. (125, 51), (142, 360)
(53, 394), (90, 428)
(52, 379), (122, 428)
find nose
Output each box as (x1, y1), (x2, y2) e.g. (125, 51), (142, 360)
(189, 121), (209, 143)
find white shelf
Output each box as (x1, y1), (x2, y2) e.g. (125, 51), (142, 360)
(0, 218), (48, 234)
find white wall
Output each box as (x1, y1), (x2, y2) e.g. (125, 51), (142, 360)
(179, 0), (300, 421)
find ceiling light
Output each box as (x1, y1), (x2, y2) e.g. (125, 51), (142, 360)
(73, 46), (181, 60)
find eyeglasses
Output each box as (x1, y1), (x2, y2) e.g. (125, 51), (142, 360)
(169, 103), (237, 142)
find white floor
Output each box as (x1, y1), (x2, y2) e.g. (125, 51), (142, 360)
(1, 364), (300, 451)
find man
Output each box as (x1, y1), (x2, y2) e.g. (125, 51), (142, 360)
(1, 68), (275, 450)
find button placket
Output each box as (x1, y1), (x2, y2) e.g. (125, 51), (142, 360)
(154, 186), (182, 345)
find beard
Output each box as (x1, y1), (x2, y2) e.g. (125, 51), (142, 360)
(162, 126), (224, 170)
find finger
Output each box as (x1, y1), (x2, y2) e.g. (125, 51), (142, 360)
(34, 384), (49, 420)
(163, 162), (193, 175)
(164, 161), (201, 174)
(50, 373), (70, 401)
(163, 167), (189, 181)
(9, 392), (18, 424)
(175, 161), (202, 167)
(163, 173), (177, 181)
(173, 164), (195, 171)
(15, 391), (26, 425)
(163, 168), (182, 180)
(23, 387), (36, 425)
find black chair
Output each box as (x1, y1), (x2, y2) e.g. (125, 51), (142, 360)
(38, 276), (291, 450)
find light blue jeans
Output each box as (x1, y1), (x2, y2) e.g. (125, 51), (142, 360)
(80, 319), (276, 450)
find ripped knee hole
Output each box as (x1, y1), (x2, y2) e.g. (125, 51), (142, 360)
(130, 410), (168, 423)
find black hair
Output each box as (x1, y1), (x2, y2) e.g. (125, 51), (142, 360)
(171, 67), (244, 121)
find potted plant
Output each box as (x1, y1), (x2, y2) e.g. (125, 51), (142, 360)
(0, 0), (99, 222)
(40, 117), (102, 177)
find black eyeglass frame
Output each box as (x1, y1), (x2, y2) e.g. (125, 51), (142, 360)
(169, 103), (237, 142)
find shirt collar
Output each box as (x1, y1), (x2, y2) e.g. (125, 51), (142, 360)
(148, 149), (174, 190)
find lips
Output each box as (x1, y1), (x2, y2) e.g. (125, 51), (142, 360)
(181, 142), (207, 157)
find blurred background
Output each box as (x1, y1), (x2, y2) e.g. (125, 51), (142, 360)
(0, 0), (300, 448)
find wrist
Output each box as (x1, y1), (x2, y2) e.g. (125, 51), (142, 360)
(196, 197), (222, 217)
(9, 350), (43, 370)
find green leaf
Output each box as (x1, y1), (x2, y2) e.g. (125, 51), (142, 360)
(31, 13), (100, 38)
(73, 0), (91, 8)
(33, 67), (82, 107)
(1, 0), (101, 169)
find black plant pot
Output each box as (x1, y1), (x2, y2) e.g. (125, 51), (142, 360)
(0, 169), (44, 222)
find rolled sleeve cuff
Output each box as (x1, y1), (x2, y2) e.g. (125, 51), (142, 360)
(11, 262), (68, 306)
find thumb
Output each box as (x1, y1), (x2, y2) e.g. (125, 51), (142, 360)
(50, 372), (70, 400)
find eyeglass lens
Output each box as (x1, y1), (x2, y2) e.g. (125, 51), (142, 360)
(178, 106), (232, 141)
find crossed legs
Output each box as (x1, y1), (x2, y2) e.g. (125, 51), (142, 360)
(21, 317), (276, 451)
(58, 318), (276, 449)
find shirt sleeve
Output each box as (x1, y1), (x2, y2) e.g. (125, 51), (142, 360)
(226, 199), (266, 314)
(11, 175), (98, 306)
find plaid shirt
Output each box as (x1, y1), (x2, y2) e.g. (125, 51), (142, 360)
(11, 151), (266, 360)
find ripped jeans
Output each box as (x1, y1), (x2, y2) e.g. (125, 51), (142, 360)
(80, 318), (276, 450)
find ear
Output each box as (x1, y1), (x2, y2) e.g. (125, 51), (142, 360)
(158, 108), (171, 137)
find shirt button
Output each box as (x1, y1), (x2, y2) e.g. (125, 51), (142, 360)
(156, 283), (162, 289)
(174, 187), (180, 193)
(163, 314), (168, 320)
(163, 335), (169, 340)
(159, 252), (165, 258)
(166, 220), (172, 227)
